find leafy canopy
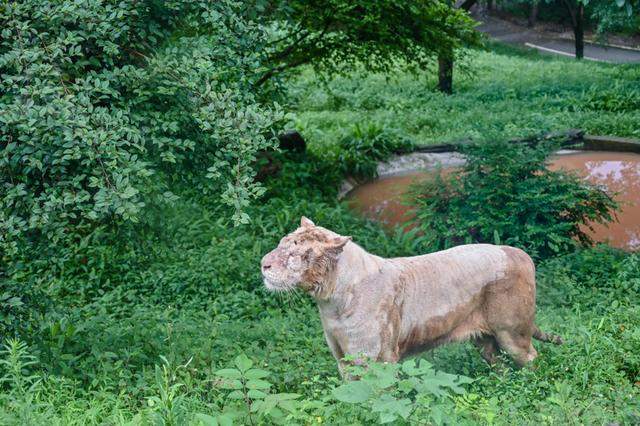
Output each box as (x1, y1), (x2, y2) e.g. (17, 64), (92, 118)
(256, 0), (481, 84)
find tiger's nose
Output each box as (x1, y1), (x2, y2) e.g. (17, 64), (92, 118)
(261, 256), (273, 272)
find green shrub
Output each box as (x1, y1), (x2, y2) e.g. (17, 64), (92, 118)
(0, 195), (638, 424)
(411, 140), (618, 258)
(0, 276), (50, 340)
(0, 0), (283, 261)
(0, 341), (472, 425)
(332, 357), (472, 424)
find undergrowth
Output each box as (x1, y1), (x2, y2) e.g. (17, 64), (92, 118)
(1, 156), (638, 424)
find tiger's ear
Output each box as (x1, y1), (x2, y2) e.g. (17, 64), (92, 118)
(328, 236), (351, 252)
(300, 216), (315, 227)
(318, 235), (351, 263)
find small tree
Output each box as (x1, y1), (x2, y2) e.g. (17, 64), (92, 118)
(437, 0), (479, 94)
(255, 0), (481, 87)
(411, 140), (618, 259)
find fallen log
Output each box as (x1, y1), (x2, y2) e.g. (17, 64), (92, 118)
(583, 135), (640, 153)
(412, 129), (585, 153)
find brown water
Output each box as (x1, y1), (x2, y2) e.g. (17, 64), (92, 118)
(346, 151), (640, 250)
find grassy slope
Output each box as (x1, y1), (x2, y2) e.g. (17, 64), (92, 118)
(291, 44), (640, 151)
(1, 46), (639, 424)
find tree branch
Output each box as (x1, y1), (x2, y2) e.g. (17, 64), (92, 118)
(456, 0), (477, 11)
(254, 19), (333, 87)
(254, 56), (312, 87)
(267, 29), (312, 63)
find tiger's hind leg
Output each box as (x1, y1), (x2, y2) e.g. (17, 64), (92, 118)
(495, 330), (538, 368)
(473, 335), (500, 366)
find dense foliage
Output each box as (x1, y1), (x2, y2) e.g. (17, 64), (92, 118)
(590, 0), (640, 33)
(0, 165), (638, 422)
(258, 0), (480, 84)
(0, 0), (480, 264)
(411, 139), (618, 258)
(0, 0), (481, 342)
(0, 0), (284, 259)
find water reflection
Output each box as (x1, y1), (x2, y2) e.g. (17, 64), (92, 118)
(346, 173), (428, 227)
(550, 151), (640, 250)
(347, 151), (640, 251)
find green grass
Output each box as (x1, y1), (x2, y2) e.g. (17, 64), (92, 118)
(2, 197), (638, 424)
(291, 44), (640, 152)
(2, 44), (640, 424)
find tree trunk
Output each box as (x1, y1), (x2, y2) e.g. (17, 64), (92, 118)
(438, 54), (453, 94)
(528, 1), (539, 27)
(436, 0), (476, 94)
(574, 3), (584, 59)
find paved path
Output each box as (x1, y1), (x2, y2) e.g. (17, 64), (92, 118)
(475, 15), (640, 64)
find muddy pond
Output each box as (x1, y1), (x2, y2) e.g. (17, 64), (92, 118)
(347, 151), (640, 251)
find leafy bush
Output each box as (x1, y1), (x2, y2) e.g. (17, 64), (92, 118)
(208, 353), (319, 425)
(411, 140), (618, 258)
(0, 169), (638, 424)
(0, 1), (288, 341)
(332, 357), (472, 424)
(0, 0), (283, 261)
(0, 277), (50, 340)
(337, 124), (414, 179)
(0, 0), (482, 264)
(0, 341), (471, 425)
